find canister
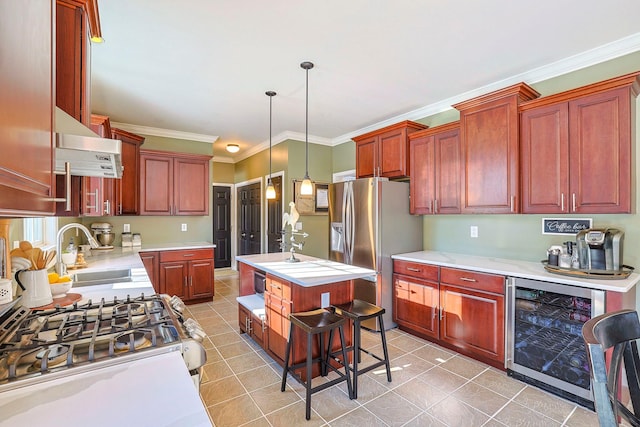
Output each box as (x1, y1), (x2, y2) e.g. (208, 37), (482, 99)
(0, 278), (12, 304)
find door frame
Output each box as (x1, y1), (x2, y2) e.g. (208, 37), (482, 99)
(212, 181), (235, 269)
(264, 170), (285, 253)
(236, 177), (263, 264)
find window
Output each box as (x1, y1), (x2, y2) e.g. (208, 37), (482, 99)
(23, 217), (57, 248)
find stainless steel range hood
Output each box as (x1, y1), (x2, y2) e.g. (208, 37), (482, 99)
(55, 107), (123, 178)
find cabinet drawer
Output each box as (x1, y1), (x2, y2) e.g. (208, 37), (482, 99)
(265, 275), (291, 300)
(393, 260), (439, 281)
(440, 267), (504, 294)
(159, 248), (213, 262)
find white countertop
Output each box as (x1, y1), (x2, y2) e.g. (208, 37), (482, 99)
(236, 253), (377, 287)
(392, 251), (640, 293)
(0, 352), (211, 427)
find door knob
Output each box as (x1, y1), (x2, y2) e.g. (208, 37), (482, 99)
(241, 232), (246, 237)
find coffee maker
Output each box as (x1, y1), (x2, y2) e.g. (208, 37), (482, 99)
(576, 228), (624, 271)
(91, 222), (115, 249)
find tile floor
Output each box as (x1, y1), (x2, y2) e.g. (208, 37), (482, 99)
(188, 270), (601, 426)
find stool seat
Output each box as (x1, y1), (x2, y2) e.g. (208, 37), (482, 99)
(330, 299), (392, 399)
(289, 308), (346, 334)
(332, 299), (385, 321)
(281, 308), (353, 420)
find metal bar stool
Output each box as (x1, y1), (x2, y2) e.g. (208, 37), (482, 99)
(280, 308), (353, 420)
(330, 299), (392, 399)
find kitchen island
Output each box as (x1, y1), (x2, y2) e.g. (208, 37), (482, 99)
(0, 243), (213, 427)
(236, 253), (376, 378)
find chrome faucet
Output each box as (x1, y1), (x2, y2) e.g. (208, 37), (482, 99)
(55, 223), (100, 275)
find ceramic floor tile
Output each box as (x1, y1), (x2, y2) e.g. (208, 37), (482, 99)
(201, 360), (233, 382)
(440, 354), (488, 379)
(472, 368), (526, 399)
(236, 364), (281, 392)
(493, 401), (561, 426)
(329, 407), (388, 426)
(393, 377), (448, 410)
(513, 385), (576, 423)
(209, 330), (243, 347)
(216, 340), (255, 359)
(418, 365), (468, 394)
(265, 400), (325, 426)
(363, 390), (423, 426)
(200, 375), (246, 407)
(563, 405), (601, 426)
(451, 381), (509, 416)
(427, 394), (490, 427)
(403, 411), (448, 427)
(225, 351), (268, 374)
(250, 382), (302, 415)
(208, 393), (264, 427)
(411, 343), (456, 365)
(310, 384), (361, 422)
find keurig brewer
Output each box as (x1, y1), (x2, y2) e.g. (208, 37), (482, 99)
(576, 228), (624, 271)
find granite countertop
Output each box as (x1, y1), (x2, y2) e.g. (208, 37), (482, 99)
(392, 250), (640, 293)
(236, 253), (377, 287)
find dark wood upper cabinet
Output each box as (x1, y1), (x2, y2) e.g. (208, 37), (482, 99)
(353, 121), (427, 179)
(111, 128), (145, 215)
(409, 122), (461, 215)
(454, 83), (540, 214)
(0, 0), (56, 216)
(520, 71), (640, 214)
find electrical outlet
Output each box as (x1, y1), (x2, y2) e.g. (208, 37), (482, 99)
(470, 226), (478, 238)
(12, 241), (19, 249)
(321, 292), (330, 308)
(123, 223), (130, 233)
(295, 222), (303, 231)
(181, 224), (187, 232)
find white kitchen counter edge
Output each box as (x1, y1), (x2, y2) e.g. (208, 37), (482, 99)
(392, 251), (640, 293)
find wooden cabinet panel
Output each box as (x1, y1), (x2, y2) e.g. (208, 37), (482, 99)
(520, 103), (570, 213)
(409, 123), (460, 215)
(159, 248), (214, 263)
(189, 259), (214, 299)
(393, 274), (439, 339)
(455, 83), (539, 214)
(569, 87), (632, 213)
(140, 150), (211, 216)
(353, 121), (427, 179)
(139, 251), (158, 291)
(440, 267), (504, 295)
(0, 0), (55, 216)
(440, 284), (504, 364)
(265, 292), (291, 364)
(111, 128), (145, 215)
(393, 260), (438, 281)
(159, 262), (187, 299)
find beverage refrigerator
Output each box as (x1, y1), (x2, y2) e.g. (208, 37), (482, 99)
(328, 177), (423, 330)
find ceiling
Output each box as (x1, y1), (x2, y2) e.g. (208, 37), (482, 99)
(90, 0), (640, 163)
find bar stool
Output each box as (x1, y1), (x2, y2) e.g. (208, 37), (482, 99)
(280, 308), (353, 420)
(330, 299), (392, 399)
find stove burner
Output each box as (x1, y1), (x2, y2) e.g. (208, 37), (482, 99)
(114, 303), (145, 316)
(34, 344), (71, 369)
(114, 331), (150, 352)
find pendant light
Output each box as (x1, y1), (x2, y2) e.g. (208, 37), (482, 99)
(265, 91), (277, 200)
(299, 61), (314, 195)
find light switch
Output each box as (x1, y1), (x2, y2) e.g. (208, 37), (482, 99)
(321, 292), (330, 308)
(470, 226), (478, 238)
(181, 224), (188, 232)
(123, 223), (130, 233)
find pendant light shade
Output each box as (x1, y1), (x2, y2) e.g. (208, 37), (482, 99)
(266, 91), (277, 200)
(300, 61), (314, 196)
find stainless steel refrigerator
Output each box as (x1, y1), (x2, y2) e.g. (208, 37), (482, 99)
(328, 177), (423, 330)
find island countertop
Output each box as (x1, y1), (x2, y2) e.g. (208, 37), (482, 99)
(236, 253), (376, 287)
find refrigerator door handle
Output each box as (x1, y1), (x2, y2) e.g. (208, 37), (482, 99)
(344, 182), (355, 264)
(348, 182), (356, 264)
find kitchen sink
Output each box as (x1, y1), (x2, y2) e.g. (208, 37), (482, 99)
(72, 268), (132, 287)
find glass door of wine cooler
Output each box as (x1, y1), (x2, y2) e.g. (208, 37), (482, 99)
(506, 277), (605, 406)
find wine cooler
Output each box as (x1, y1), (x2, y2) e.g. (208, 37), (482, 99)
(506, 277), (605, 408)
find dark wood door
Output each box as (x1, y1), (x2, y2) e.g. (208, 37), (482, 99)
(267, 176), (283, 253)
(238, 182), (261, 255)
(213, 186), (232, 268)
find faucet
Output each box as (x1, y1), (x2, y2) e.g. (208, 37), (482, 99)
(55, 223), (100, 275)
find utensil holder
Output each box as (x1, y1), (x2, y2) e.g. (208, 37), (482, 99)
(15, 269), (52, 308)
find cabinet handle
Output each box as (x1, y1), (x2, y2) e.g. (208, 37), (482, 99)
(434, 199), (438, 214)
(51, 162), (72, 211)
(572, 193), (576, 212)
(439, 306), (444, 320)
(561, 193), (565, 212)
(86, 189), (99, 212)
(406, 267), (421, 272)
(119, 204), (123, 215)
(459, 277), (477, 282)
(190, 276), (193, 287)
(183, 254), (195, 257)
(184, 277), (187, 288)
(104, 199), (111, 215)
(410, 290), (417, 294)
(428, 200), (433, 214)
(510, 195), (515, 213)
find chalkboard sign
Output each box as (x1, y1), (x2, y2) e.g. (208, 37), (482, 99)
(542, 218), (592, 235)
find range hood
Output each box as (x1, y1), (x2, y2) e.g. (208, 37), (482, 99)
(55, 107), (123, 178)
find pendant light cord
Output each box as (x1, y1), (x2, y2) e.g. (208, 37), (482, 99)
(305, 65), (309, 178)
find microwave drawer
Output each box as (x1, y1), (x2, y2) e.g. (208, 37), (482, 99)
(440, 267), (504, 294)
(393, 260), (439, 281)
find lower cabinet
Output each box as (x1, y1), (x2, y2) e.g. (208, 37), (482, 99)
(264, 275), (292, 365)
(140, 248), (214, 303)
(238, 303), (265, 347)
(393, 260), (505, 368)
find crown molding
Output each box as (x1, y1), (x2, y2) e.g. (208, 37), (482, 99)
(110, 122), (219, 143)
(330, 32), (640, 146)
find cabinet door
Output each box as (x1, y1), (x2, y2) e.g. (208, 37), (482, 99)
(82, 177), (103, 216)
(355, 136), (377, 178)
(265, 292), (290, 364)
(0, 0), (55, 216)
(139, 152), (173, 215)
(393, 274), (439, 339)
(238, 304), (250, 334)
(159, 261), (187, 299)
(460, 97), (520, 213)
(440, 284), (504, 364)
(521, 103), (570, 213)
(139, 251), (158, 291)
(569, 87), (632, 213)
(112, 129), (144, 215)
(188, 259), (214, 299)
(174, 157), (210, 215)
(409, 135), (436, 214)
(378, 128), (408, 178)
(435, 128), (461, 214)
